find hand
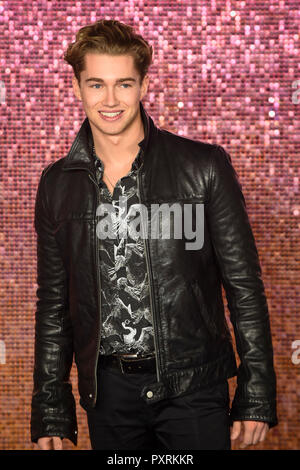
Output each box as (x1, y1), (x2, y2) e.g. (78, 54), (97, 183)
(35, 436), (63, 450)
(230, 420), (269, 449)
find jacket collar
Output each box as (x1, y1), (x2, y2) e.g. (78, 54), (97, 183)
(62, 101), (155, 171)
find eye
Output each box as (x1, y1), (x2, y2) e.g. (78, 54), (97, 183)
(90, 83), (132, 89)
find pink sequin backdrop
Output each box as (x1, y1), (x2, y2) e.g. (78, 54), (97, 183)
(0, 0), (299, 450)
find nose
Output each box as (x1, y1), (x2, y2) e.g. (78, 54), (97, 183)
(102, 87), (119, 107)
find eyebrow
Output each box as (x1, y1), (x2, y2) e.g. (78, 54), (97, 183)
(85, 77), (137, 84)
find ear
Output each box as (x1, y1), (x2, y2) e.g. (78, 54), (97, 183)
(140, 74), (150, 100)
(72, 76), (82, 101)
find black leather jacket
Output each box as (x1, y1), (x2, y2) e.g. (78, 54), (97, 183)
(31, 101), (278, 445)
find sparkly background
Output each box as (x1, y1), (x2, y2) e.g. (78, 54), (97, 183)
(0, 0), (299, 451)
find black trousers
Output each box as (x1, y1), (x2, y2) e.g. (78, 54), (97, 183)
(85, 360), (231, 450)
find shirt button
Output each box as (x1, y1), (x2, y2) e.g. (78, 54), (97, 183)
(146, 390), (153, 399)
(89, 394), (93, 398)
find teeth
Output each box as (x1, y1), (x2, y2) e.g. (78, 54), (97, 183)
(100, 111), (123, 117)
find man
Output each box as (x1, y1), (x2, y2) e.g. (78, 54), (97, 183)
(31, 19), (277, 450)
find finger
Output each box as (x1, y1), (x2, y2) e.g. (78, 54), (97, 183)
(52, 437), (63, 450)
(252, 422), (266, 445)
(230, 421), (241, 440)
(41, 440), (52, 450)
(259, 423), (269, 442)
(239, 421), (256, 449)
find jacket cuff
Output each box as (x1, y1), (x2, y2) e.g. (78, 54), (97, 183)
(229, 396), (278, 429)
(31, 416), (78, 446)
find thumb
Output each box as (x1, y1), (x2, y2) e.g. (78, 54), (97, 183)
(52, 436), (63, 450)
(230, 421), (241, 440)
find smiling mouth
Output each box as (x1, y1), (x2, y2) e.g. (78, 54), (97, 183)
(98, 110), (125, 121)
(99, 111), (124, 116)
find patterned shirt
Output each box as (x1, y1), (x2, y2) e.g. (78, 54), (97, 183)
(92, 145), (155, 356)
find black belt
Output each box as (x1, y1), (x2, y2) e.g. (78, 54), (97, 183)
(99, 352), (156, 374)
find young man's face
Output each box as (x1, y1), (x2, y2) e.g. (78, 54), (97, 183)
(72, 52), (149, 138)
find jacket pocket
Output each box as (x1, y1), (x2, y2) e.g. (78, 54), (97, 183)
(189, 279), (217, 338)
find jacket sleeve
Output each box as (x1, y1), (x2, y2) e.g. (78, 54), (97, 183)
(206, 144), (278, 428)
(30, 167), (78, 445)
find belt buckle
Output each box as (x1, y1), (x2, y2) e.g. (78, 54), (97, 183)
(117, 353), (153, 374)
(118, 354), (140, 373)
(118, 356), (127, 374)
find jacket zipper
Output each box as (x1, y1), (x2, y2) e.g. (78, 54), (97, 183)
(88, 172), (102, 407)
(137, 164), (161, 383)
